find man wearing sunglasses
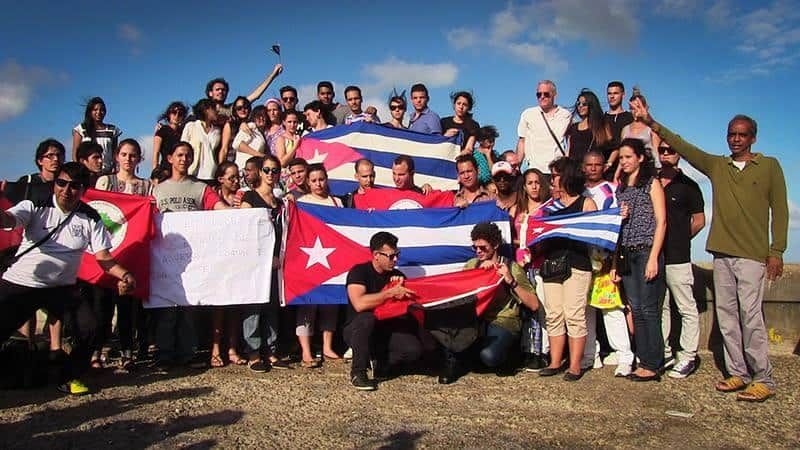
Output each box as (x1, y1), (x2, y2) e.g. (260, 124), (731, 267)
(515, 80), (572, 177)
(344, 232), (422, 391)
(656, 142), (705, 380)
(631, 100), (787, 402)
(0, 162), (136, 396)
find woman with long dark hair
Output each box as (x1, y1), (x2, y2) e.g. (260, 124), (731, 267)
(72, 97), (122, 173)
(182, 99), (221, 183)
(611, 137), (667, 382)
(233, 105), (268, 171)
(152, 101), (188, 170)
(219, 96), (252, 164)
(441, 91), (480, 152)
(565, 89), (613, 164)
(474, 126), (498, 186)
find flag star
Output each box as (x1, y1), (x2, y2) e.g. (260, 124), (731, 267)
(307, 148), (328, 164)
(533, 227), (545, 234)
(300, 236), (335, 269)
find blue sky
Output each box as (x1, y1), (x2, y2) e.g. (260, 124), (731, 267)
(0, 0), (797, 261)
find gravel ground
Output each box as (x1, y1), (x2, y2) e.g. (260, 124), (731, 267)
(1, 353), (798, 449)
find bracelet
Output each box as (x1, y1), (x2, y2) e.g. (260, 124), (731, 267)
(121, 271), (132, 280)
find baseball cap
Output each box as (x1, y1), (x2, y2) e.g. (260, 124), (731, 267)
(491, 161), (514, 177)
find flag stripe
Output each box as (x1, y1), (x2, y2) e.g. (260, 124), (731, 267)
(327, 165), (458, 193)
(298, 202), (509, 228)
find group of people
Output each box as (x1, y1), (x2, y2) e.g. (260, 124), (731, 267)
(0, 68), (787, 404)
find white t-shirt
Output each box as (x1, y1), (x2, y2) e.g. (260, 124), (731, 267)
(3, 196), (111, 288)
(297, 194), (343, 207)
(516, 105), (572, 173)
(232, 123), (267, 169)
(181, 120), (221, 180)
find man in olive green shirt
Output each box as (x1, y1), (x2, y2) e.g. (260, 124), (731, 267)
(630, 99), (787, 402)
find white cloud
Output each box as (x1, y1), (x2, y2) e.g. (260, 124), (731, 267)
(445, 1), (638, 73)
(789, 199), (800, 230)
(707, 1), (800, 82)
(117, 23), (143, 56)
(655, 0), (701, 17)
(0, 60), (61, 122)
(361, 57), (458, 91)
(135, 134), (155, 173)
(445, 28), (480, 50)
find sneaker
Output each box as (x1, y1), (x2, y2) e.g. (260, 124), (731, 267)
(350, 372), (377, 391)
(524, 354), (546, 373)
(593, 355), (604, 369)
(614, 363), (632, 378)
(661, 355), (676, 372)
(668, 359), (698, 379)
(249, 360), (271, 373)
(602, 352), (619, 366)
(343, 347), (353, 360)
(58, 379), (90, 396)
(269, 359), (292, 370)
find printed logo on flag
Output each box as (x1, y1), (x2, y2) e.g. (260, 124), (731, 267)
(88, 200), (128, 252)
(389, 199), (424, 210)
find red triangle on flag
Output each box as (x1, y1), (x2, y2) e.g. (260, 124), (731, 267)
(283, 202), (372, 302)
(294, 138), (363, 173)
(525, 218), (562, 246)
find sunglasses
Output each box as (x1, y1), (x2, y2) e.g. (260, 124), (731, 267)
(170, 108), (186, 115)
(234, 104), (250, 111)
(262, 167), (281, 175)
(390, 104), (405, 111)
(472, 244), (491, 252)
(536, 92), (552, 99)
(54, 178), (85, 190)
(576, 101), (589, 107)
(658, 147), (676, 155)
(282, 97), (297, 102)
(40, 153), (62, 160)
(377, 251), (400, 260)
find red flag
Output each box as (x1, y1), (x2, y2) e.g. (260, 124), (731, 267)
(373, 267), (503, 321)
(0, 196), (22, 253)
(77, 189), (155, 299)
(353, 187), (455, 210)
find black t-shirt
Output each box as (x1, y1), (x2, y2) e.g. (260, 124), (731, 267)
(662, 171), (704, 264)
(156, 125), (183, 168)
(565, 124), (593, 163)
(604, 111), (633, 143)
(242, 190), (284, 258)
(345, 261), (404, 325)
(440, 116), (480, 149)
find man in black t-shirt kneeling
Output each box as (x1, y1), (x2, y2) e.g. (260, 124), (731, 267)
(344, 232), (423, 391)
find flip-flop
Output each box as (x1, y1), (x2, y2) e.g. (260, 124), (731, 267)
(715, 376), (746, 392)
(301, 359), (321, 369)
(228, 353), (248, 365)
(210, 354), (225, 368)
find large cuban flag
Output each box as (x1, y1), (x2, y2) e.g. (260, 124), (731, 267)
(294, 122), (461, 196)
(280, 201), (511, 305)
(523, 208), (623, 252)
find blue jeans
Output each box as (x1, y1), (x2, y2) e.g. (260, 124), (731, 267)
(242, 271), (280, 356)
(479, 323), (516, 368)
(621, 249), (665, 371)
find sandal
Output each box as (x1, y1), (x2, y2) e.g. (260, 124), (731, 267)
(736, 383), (775, 402)
(715, 376), (746, 392)
(228, 352), (248, 366)
(301, 359), (321, 369)
(210, 354), (225, 368)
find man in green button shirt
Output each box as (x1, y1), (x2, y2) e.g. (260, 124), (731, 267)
(629, 99), (788, 402)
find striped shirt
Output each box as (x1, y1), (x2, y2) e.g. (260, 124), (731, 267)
(73, 123), (122, 173)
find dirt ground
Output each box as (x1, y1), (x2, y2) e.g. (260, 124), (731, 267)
(1, 352), (798, 450)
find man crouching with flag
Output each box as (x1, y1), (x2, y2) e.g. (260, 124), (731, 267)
(344, 232), (426, 391)
(436, 222), (540, 384)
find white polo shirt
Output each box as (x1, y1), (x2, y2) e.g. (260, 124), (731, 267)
(3, 195), (111, 288)
(516, 105), (572, 173)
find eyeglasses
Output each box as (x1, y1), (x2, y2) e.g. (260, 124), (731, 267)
(282, 97), (297, 102)
(40, 153), (62, 160)
(390, 104), (405, 111)
(658, 147), (676, 155)
(377, 251), (400, 260)
(224, 175), (240, 182)
(536, 92), (552, 99)
(493, 174), (512, 181)
(54, 178), (85, 190)
(472, 244), (491, 253)
(576, 101), (589, 107)
(234, 104), (250, 111)
(262, 167), (281, 175)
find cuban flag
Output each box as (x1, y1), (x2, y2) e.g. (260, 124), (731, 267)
(280, 201), (511, 305)
(295, 122), (461, 196)
(524, 208), (622, 252)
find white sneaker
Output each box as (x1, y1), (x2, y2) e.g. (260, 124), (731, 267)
(593, 355), (604, 369)
(603, 351), (619, 366)
(343, 347), (353, 360)
(614, 363), (632, 377)
(667, 359), (697, 379)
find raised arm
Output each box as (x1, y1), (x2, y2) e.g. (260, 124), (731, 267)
(245, 64), (283, 103)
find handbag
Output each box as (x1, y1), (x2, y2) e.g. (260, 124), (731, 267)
(589, 272), (624, 310)
(540, 254), (571, 283)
